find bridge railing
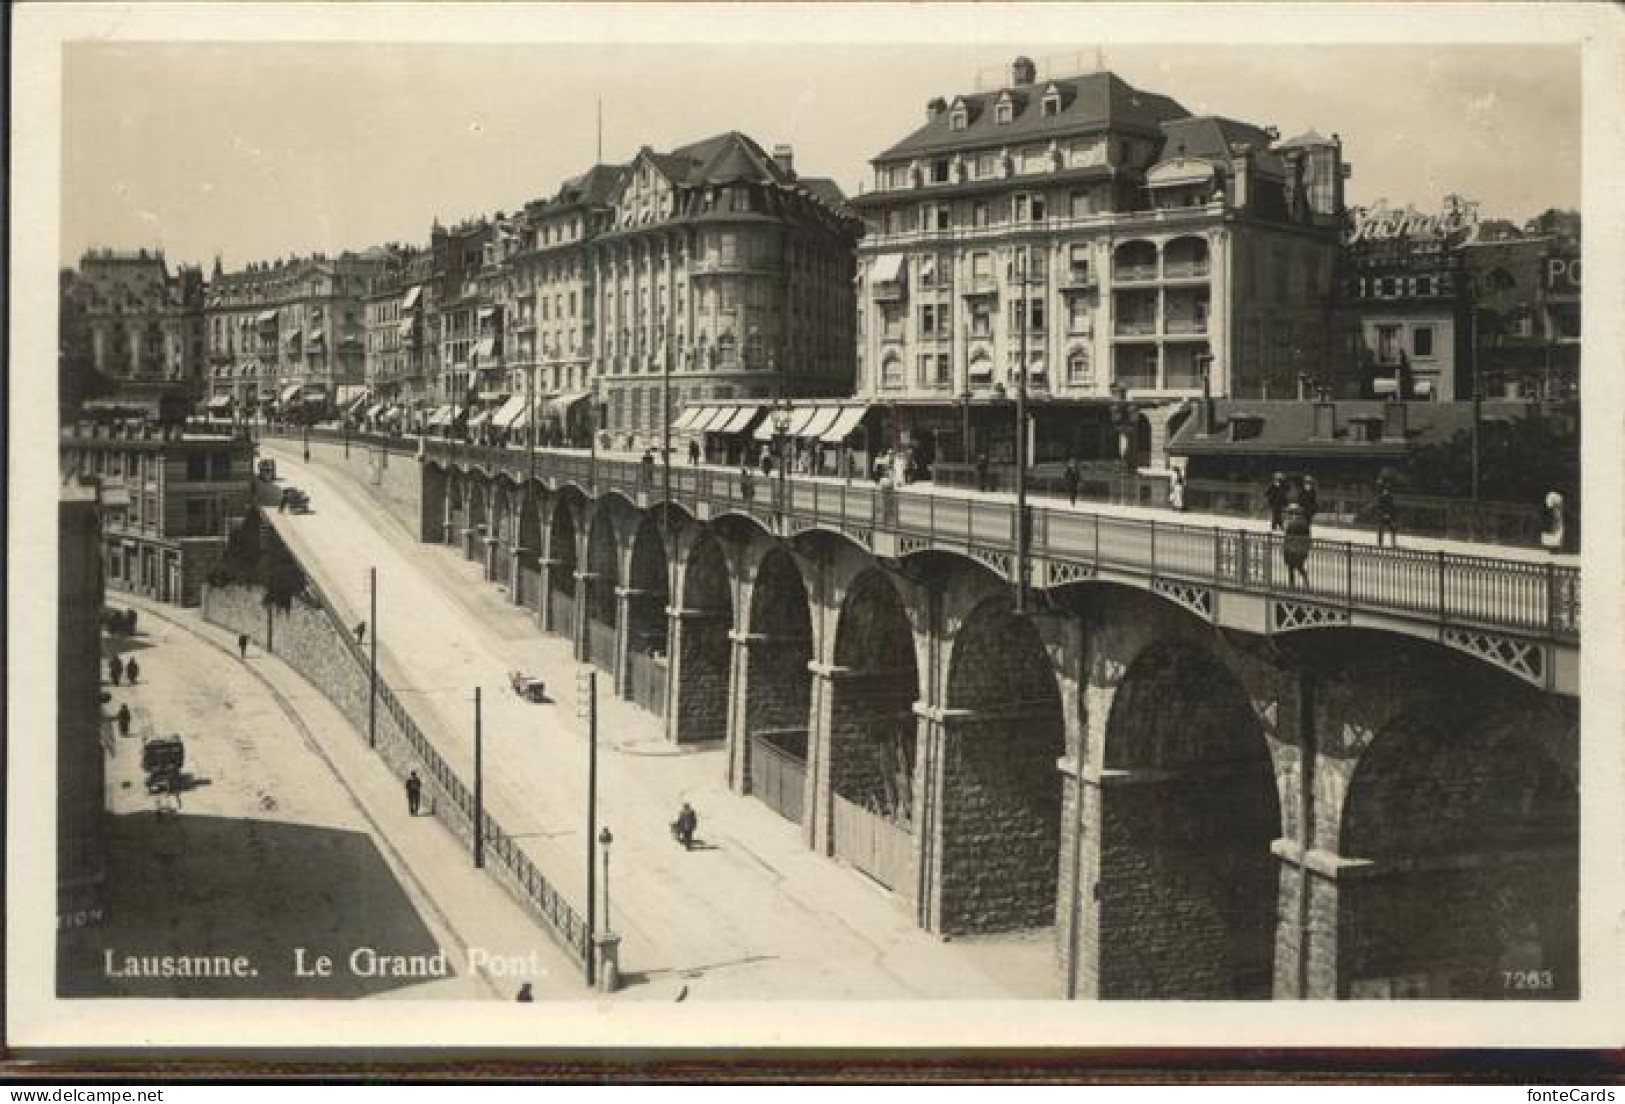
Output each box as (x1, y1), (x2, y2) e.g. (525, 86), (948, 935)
(414, 440), (1579, 643)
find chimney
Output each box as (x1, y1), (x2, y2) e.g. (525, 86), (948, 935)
(1311, 396), (1337, 440)
(1011, 56), (1037, 85)
(1234, 148), (1252, 209)
(1382, 399), (1408, 442)
(772, 144), (795, 180)
(926, 97), (947, 123)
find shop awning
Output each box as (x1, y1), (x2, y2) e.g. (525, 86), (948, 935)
(492, 394), (530, 428)
(302, 383), (328, 397)
(279, 384), (302, 404)
(508, 402), (534, 431)
(206, 395), (234, 410)
(477, 390), (510, 404)
(754, 407), (819, 441)
(284, 328), (302, 345)
(477, 307), (496, 321)
(427, 405), (455, 427)
(547, 392), (591, 419)
(713, 406), (761, 435)
(870, 253), (906, 283)
(670, 406), (705, 431)
(820, 406), (869, 443)
(694, 408), (732, 433)
(797, 407), (842, 440)
(401, 286), (422, 311)
(257, 310), (279, 325)
(681, 407), (719, 432)
(100, 486), (133, 508)
(380, 405), (404, 423)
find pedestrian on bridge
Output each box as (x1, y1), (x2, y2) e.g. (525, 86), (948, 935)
(1063, 458), (1081, 506)
(1300, 475), (1320, 523)
(1374, 478), (1398, 547)
(125, 658), (141, 686)
(108, 654), (124, 686)
(641, 448), (656, 487)
(740, 464), (755, 502)
(406, 771), (422, 816)
(1281, 503), (1312, 588)
(1266, 472), (1289, 530)
(116, 703), (132, 738)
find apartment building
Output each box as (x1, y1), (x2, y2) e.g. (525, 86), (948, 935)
(850, 56), (1354, 472)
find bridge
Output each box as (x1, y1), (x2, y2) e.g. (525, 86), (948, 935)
(269, 429), (1583, 1001)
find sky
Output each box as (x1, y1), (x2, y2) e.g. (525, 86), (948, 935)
(60, 39), (1582, 272)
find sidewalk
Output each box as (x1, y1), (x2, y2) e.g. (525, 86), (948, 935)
(263, 440), (1058, 1000)
(93, 594), (588, 1002)
(422, 438), (1576, 567)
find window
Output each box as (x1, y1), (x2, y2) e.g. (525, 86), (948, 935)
(971, 252), (992, 282)
(1030, 298), (1045, 332)
(1030, 196), (1046, 222)
(950, 107), (968, 131)
(973, 201), (989, 228)
(1067, 347), (1093, 385)
(1412, 326), (1435, 358)
(931, 158), (950, 183)
(1068, 243), (1090, 278)
(1067, 297), (1090, 333)
(970, 302), (992, 337)
(1375, 324), (1400, 363)
(974, 153), (997, 179)
(1070, 192), (1092, 218)
(932, 205), (951, 232)
(919, 303), (940, 336)
(1021, 146), (1049, 173)
(882, 355), (904, 389)
(1416, 276), (1433, 297)
(996, 100), (1014, 124)
(1042, 92), (1060, 117)
(1380, 277), (1397, 298)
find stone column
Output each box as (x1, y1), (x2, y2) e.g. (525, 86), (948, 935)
(910, 702), (971, 932)
(572, 570), (595, 662)
(537, 557), (560, 633)
(483, 533), (499, 582)
(612, 586), (647, 699)
(663, 604), (731, 745)
(1061, 647), (1126, 1000)
(510, 544), (531, 606)
(724, 629), (766, 793)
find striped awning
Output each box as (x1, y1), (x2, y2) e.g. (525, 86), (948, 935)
(820, 405), (869, 443)
(754, 407), (818, 441)
(712, 406), (761, 435)
(796, 407), (842, 440)
(670, 406), (705, 431)
(492, 394), (530, 428)
(401, 285), (422, 311)
(279, 384), (302, 403)
(427, 405), (455, 427)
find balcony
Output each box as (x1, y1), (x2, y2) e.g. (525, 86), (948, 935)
(961, 275), (999, 296)
(1162, 261), (1210, 280)
(1113, 264), (1158, 284)
(1164, 318), (1209, 336)
(1058, 267), (1098, 290)
(871, 281), (907, 303)
(1114, 319), (1158, 337)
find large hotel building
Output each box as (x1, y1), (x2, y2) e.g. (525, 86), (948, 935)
(850, 57), (1355, 472)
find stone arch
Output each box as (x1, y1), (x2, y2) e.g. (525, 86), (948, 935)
(490, 479), (515, 583)
(516, 486), (544, 613)
(825, 569), (921, 892)
(624, 516), (672, 710)
(545, 493), (579, 639)
(421, 463), (448, 543)
(1113, 239), (1158, 277)
(447, 469), (468, 541)
(938, 598), (1066, 933)
(671, 532), (734, 744)
(584, 499), (621, 671)
(1336, 686), (1578, 999)
(1099, 638), (1281, 999)
(737, 547), (815, 823)
(1164, 234), (1209, 272)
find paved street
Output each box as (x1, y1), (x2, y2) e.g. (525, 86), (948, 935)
(261, 440), (1056, 999)
(59, 594), (581, 1001)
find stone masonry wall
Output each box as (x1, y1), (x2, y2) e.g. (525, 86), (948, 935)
(675, 616), (731, 744)
(202, 579), (589, 966)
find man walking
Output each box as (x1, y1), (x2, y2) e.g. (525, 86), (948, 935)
(406, 771), (422, 817)
(1281, 503), (1313, 588)
(1374, 477), (1398, 547)
(674, 801), (698, 851)
(1265, 472), (1289, 531)
(1063, 457), (1081, 506)
(125, 658), (141, 685)
(238, 633), (250, 660)
(687, 440), (700, 467)
(1300, 474), (1320, 523)
(354, 621), (367, 645)
(109, 654), (124, 686)
(116, 703), (132, 738)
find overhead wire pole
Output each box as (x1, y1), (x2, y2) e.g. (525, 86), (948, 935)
(1014, 242), (1032, 614)
(368, 566), (378, 749)
(583, 667), (599, 987)
(473, 685), (484, 869)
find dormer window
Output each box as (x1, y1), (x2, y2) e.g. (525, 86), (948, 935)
(950, 107), (968, 131)
(996, 100), (1014, 125)
(1042, 92), (1061, 117)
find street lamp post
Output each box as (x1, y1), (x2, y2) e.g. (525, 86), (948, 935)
(598, 826), (614, 933)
